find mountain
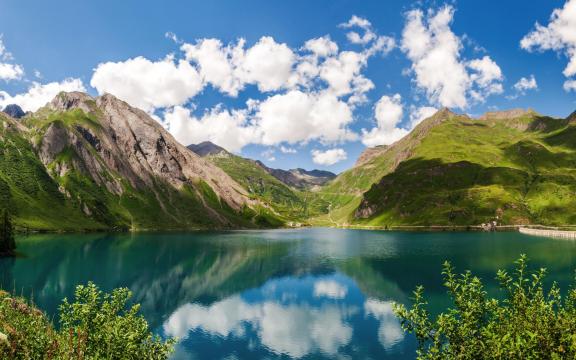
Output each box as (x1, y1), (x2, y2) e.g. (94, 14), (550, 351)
(188, 141), (335, 189)
(2, 104), (25, 119)
(187, 142), (327, 221)
(0, 92), (282, 231)
(187, 141), (227, 157)
(313, 108), (576, 226)
(255, 161), (336, 189)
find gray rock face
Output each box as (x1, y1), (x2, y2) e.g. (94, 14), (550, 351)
(38, 92), (251, 212)
(478, 108), (536, 120)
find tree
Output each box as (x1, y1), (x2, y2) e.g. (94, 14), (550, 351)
(0, 209), (15, 256)
(394, 255), (576, 359)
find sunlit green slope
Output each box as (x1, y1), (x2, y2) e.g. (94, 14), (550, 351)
(313, 109), (576, 226)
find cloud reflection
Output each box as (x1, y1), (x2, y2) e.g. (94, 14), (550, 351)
(364, 298), (404, 348)
(164, 296), (352, 358)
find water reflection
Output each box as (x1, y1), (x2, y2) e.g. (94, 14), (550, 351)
(162, 274), (403, 358)
(1, 228), (576, 359)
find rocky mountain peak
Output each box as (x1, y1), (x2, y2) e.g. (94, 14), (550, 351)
(2, 104), (25, 119)
(49, 91), (95, 113)
(567, 109), (576, 123)
(187, 141), (229, 157)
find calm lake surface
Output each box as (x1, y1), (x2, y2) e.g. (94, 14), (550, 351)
(2, 228), (576, 359)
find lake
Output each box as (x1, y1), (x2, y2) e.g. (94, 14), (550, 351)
(1, 228), (576, 359)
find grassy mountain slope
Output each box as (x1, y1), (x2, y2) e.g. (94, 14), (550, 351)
(314, 109), (576, 226)
(0, 113), (104, 230)
(1, 93), (284, 231)
(198, 151), (327, 222)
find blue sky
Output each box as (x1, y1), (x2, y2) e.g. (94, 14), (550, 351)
(0, 0), (575, 173)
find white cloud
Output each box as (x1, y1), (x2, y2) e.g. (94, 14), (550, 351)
(163, 296), (352, 358)
(564, 79), (576, 91)
(164, 105), (258, 152)
(261, 148), (276, 162)
(409, 105), (438, 127)
(314, 280), (348, 299)
(0, 78), (86, 112)
(401, 6), (503, 109)
(280, 146), (297, 154)
(165, 90), (357, 153)
(311, 148), (347, 166)
(255, 90), (356, 146)
(182, 36), (295, 96)
(0, 63), (24, 81)
(521, 0), (576, 90)
(513, 75), (538, 94)
(361, 94), (409, 147)
(90, 19), (398, 165)
(340, 16), (377, 45)
(181, 38), (245, 96)
(303, 36), (339, 57)
(0, 35), (23, 81)
(90, 56), (203, 113)
(241, 37), (295, 92)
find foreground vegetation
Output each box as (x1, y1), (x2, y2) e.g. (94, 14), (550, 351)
(0, 283), (174, 359)
(394, 255), (576, 359)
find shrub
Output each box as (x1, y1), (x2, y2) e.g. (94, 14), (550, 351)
(394, 255), (576, 359)
(0, 283), (174, 359)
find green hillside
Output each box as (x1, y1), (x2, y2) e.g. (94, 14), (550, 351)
(313, 110), (576, 227)
(206, 153), (328, 223)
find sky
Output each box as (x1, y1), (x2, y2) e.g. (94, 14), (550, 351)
(0, 0), (575, 173)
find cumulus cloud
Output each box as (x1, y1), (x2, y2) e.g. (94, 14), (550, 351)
(279, 146), (297, 154)
(401, 6), (503, 109)
(361, 94), (409, 147)
(90, 56), (203, 112)
(165, 91), (357, 153)
(0, 36), (23, 81)
(564, 79), (576, 91)
(510, 75), (538, 98)
(340, 15), (377, 45)
(311, 148), (347, 166)
(409, 105), (438, 127)
(255, 90), (356, 146)
(0, 63), (24, 81)
(164, 105), (258, 152)
(303, 36), (339, 57)
(90, 17), (397, 163)
(521, 0), (576, 91)
(0, 78), (86, 112)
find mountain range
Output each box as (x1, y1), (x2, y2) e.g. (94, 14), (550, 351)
(1, 92), (575, 231)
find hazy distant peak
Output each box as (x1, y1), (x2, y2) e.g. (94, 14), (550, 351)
(187, 141), (229, 157)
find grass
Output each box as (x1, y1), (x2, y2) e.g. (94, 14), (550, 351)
(323, 112), (576, 226)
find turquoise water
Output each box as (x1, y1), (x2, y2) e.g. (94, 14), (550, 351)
(2, 228), (576, 359)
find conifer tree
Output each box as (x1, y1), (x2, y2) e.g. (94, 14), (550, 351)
(0, 209), (15, 256)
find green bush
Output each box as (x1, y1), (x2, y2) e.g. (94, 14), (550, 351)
(0, 283), (174, 359)
(394, 255), (576, 359)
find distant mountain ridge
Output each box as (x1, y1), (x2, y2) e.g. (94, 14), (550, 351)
(188, 141), (336, 189)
